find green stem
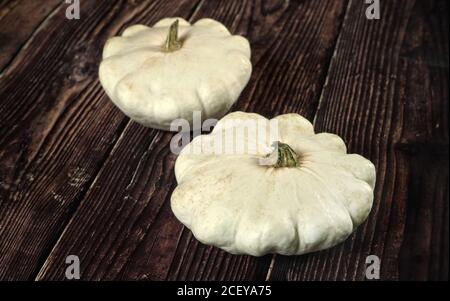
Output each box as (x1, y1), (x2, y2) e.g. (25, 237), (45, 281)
(272, 141), (299, 168)
(163, 19), (182, 52)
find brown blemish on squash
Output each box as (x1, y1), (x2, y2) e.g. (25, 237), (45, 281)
(124, 81), (134, 91)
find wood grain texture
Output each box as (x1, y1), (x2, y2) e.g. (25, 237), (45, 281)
(0, 0), (202, 280)
(36, 0), (348, 281)
(268, 0), (449, 281)
(0, 0), (447, 281)
(0, 0), (62, 73)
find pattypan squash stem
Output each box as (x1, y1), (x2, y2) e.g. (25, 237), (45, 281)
(272, 141), (299, 168)
(164, 19), (182, 52)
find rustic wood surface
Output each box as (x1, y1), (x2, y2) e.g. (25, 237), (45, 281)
(0, 0), (448, 281)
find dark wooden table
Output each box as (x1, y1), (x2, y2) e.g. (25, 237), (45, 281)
(0, 0), (448, 281)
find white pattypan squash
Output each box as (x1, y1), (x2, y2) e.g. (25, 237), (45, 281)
(99, 18), (252, 130)
(171, 112), (376, 256)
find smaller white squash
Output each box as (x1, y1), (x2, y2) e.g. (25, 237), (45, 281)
(99, 18), (252, 130)
(171, 112), (376, 256)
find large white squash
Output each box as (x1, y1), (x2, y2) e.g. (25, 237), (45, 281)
(171, 112), (376, 256)
(99, 18), (252, 130)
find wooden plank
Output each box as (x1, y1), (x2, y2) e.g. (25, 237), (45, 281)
(0, 0), (202, 280)
(268, 0), (449, 281)
(0, 0), (62, 73)
(36, 0), (348, 280)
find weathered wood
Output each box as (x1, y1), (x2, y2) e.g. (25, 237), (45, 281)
(1, 0), (447, 281)
(36, 0), (348, 280)
(268, 0), (449, 281)
(0, 0), (202, 281)
(0, 0), (62, 73)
